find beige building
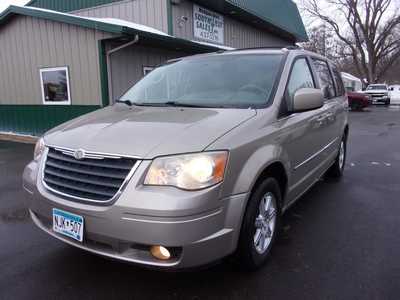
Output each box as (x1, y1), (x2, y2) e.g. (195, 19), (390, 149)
(0, 0), (307, 135)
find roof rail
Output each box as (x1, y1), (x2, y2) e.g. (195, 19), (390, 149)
(225, 45), (301, 52)
(284, 45), (302, 50)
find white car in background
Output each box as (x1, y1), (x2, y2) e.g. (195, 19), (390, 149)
(363, 84), (390, 105)
(389, 85), (400, 105)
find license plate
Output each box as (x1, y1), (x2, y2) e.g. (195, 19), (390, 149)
(53, 208), (84, 242)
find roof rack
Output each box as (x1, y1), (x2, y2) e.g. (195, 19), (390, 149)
(226, 45), (302, 52)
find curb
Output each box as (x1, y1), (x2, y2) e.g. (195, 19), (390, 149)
(0, 133), (38, 144)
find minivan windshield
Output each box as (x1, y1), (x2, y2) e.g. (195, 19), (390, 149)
(119, 54), (284, 108)
(367, 85), (387, 90)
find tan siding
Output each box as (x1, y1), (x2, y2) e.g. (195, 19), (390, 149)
(72, 0), (168, 33)
(172, 0), (290, 48)
(108, 44), (187, 99)
(0, 15), (114, 105)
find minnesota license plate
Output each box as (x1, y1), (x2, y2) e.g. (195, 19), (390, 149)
(53, 208), (84, 242)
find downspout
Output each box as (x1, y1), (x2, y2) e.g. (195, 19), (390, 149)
(106, 34), (139, 103)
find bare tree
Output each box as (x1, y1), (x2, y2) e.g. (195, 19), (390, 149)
(302, 0), (400, 84)
(303, 25), (350, 60)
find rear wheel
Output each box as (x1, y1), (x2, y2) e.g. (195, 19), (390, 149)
(236, 178), (281, 270)
(350, 102), (362, 111)
(327, 135), (347, 178)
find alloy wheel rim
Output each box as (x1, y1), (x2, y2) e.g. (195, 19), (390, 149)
(339, 141), (345, 170)
(253, 192), (277, 254)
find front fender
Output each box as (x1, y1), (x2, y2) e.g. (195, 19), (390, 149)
(221, 143), (291, 198)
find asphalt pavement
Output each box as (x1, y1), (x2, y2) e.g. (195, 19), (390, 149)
(0, 106), (399, 300)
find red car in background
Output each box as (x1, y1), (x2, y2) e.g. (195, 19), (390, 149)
(347, 91), (371, 111)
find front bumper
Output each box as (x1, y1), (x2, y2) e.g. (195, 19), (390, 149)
(370, 96), (389, 103)
(23, 159), (248, 269)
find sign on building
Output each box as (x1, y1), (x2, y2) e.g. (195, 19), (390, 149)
(193, 4), (224, 44)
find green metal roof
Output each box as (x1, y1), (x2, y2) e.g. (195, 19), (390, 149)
(25, 0), (307, 42)
(25, 0), (124, 12)
(230, 0), (307, 42)
(0, 5), (224, 53)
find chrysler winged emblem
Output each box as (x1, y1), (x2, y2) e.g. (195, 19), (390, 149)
(74, 149), (86, 160)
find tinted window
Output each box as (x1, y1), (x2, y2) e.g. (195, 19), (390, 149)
(312, 59), (336, 99)
(120, 54), (284, 108)
(286, 58), (315, 110)
(367, 85), (387, 90)
(332, 68), (345, 96)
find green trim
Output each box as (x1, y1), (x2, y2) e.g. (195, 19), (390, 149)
(24, 0), (35, 7)
(166, 0), (173, 36)
(226, 0), (308, 42)
(26, 0), (124, 12)
(0, 6), (123, 33)
(0, 105), (101, 136)
(98, 40), (110, 107)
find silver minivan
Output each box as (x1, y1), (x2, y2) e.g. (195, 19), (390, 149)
(23, 48), (348, 270)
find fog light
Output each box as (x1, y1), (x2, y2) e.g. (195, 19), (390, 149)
(150, 245), (171, 260)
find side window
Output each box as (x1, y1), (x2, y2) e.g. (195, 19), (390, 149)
(312, 59), (336, 100)
(332, 67), (345, 96)
(284, 58), (315, 112)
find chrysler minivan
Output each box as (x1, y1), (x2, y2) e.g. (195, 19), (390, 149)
(23, 48), (348, 270)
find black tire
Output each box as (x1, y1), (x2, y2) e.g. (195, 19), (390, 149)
(236, 177), (281, 271)
(327, 134), (347, 178)
(385, 99), (391, 106)
(351, 102), (362, 111)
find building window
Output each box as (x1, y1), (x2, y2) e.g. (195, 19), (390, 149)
(40, 67), (71, 105)
(143, 66), (155, 76)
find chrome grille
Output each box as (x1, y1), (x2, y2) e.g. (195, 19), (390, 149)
(43, 147), (139, 203)
(370, 93), (386, 98)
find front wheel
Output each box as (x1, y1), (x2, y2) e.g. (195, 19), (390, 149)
(236, 178), (281, 270)
(350, 102), (362, 111)
(327, 136), (347, 178)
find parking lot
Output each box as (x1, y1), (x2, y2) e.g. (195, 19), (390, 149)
(0, 106), (399, 300)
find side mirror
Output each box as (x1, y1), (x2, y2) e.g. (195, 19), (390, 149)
(293, 88), (324, 112)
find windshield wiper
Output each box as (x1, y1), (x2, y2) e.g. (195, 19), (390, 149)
(129, 101), (210, 108)
(119, 101), (225, 108)
(115, 99), (133, 106)
(163, 101), (210, 108)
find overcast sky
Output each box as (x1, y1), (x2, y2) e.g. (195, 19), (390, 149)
(0, 0), (29, 13)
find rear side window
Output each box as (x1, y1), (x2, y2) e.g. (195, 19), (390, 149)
(312, 59), (336, 99)
(332, 68), (345, 96)
(285, 58), (315, 111)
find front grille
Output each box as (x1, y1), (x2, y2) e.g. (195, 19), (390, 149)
(370, 93), (386, 98)
(43, 147), (138, 203)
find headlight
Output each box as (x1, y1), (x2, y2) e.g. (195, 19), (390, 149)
(34, 138), (46, 161)
(144, 152), (228, 190)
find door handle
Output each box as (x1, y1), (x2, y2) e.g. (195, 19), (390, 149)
(325, 112), (335, 121)
(311, 115), (325, 127)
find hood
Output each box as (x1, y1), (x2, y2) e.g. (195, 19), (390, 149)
(44, 105), (257, 158)
(364, 89), (388, 94)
